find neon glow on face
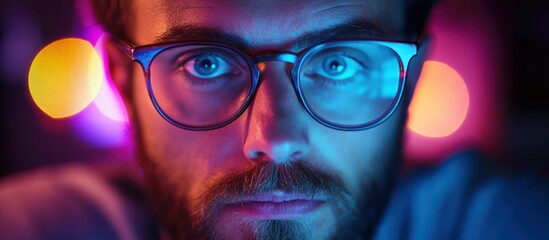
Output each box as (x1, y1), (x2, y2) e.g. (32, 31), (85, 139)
(127, 0), (414, 239)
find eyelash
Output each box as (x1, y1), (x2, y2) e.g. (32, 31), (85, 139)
(303, 52), (368, 84)
(331, 51), (367, 68)
(181, 71), (228, 86)
(175, 51), (228, 69)
(174, 52), (234, 86)
(307, 73), (355, 86)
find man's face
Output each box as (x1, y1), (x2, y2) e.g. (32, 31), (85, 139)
(120, 0), (418, 239)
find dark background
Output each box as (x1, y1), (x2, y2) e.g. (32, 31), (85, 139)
(1, 0), (548, 178)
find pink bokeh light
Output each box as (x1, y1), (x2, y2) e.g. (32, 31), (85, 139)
(93, 34), (129, 123)
(70, 97), (131, 148)
(404, 4), (502, 164)
(69, 34), (131, 148)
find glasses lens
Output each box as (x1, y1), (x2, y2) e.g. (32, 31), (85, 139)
(150, 45), (252, 127)
(298, 41), (403, 127)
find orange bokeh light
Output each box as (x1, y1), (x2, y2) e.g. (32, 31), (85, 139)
(28, 38), (103, 118)
(407, 61), (470, 138)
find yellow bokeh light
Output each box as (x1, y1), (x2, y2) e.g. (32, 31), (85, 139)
(28, 38), (103, 118)
(408, 61), (470, 138)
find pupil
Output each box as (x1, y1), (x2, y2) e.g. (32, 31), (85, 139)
(330, 61), (341, 71)
(194, 56), (218, 75)
(323, 56), (345, 76)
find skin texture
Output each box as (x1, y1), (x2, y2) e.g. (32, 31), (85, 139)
(106, 0), (429, 239)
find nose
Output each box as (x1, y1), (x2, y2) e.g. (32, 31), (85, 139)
(242, 62), (310, 164)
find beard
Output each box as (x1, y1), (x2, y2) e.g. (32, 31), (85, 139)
(139, 152), (398, 240)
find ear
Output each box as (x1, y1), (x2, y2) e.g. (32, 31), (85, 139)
(403, 36), (431, 106)
(103, 38), (135, 119)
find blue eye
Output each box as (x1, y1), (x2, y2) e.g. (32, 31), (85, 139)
(317, 54), (363, 80)
(183, 53), (231, 78)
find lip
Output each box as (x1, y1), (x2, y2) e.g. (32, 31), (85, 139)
(223, 191), (326, 220)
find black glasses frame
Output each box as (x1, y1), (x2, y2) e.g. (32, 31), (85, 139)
(115, 39), (418, 131)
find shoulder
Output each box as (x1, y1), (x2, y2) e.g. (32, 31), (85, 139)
(0, 162), (160, 240)
(375, 150), (549, 240)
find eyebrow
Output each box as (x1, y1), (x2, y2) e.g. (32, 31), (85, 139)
(293, 20), (385, 50)
(156, 24), (251, 51)
(155, 19), (385, 53)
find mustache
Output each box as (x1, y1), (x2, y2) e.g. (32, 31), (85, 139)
(197, 160), (355, 214)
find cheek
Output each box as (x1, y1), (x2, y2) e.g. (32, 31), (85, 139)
(131, 66), (249, 204)
(313, 106), (404, 195)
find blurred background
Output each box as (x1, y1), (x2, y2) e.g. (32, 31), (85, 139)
(1, 0), (548, 178)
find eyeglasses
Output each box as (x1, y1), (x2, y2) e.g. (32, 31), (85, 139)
(115, 39), (417, 131)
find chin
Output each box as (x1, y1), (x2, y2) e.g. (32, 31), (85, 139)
(210, 200), (339, 240)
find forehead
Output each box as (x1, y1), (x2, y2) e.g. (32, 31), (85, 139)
(132, 0), (406, 49)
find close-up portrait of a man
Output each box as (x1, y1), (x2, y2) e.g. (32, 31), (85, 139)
(0, 0), (547, 239)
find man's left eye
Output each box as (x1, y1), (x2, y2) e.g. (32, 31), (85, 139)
(183, 53), (232, 78)
(315, 54), (364, 80)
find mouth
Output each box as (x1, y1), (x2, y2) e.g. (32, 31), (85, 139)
(222, 191), (326, 220)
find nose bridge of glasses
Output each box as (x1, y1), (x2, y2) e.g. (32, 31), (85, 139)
(253, 53), (298, 65)
(250, 53), (303, 119)
(251, 53), (300, 112)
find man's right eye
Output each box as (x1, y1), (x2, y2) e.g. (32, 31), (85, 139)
(181, 53), (233, 79)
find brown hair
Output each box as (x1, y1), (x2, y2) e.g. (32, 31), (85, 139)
(91, 0), (438, 42)
(91, 0), (133, 42)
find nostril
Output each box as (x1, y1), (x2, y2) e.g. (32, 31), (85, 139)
(246, 151), (274, 164)
(290, 151), (304, 161)
(246, 150), (263, 160)
(244, 140), (308, 164)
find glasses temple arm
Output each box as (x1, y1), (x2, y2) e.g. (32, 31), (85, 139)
(112, 39), (134, 59)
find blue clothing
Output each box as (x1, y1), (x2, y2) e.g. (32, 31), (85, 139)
(0, 152), (547, 240)
(375, 152), (549, 240)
